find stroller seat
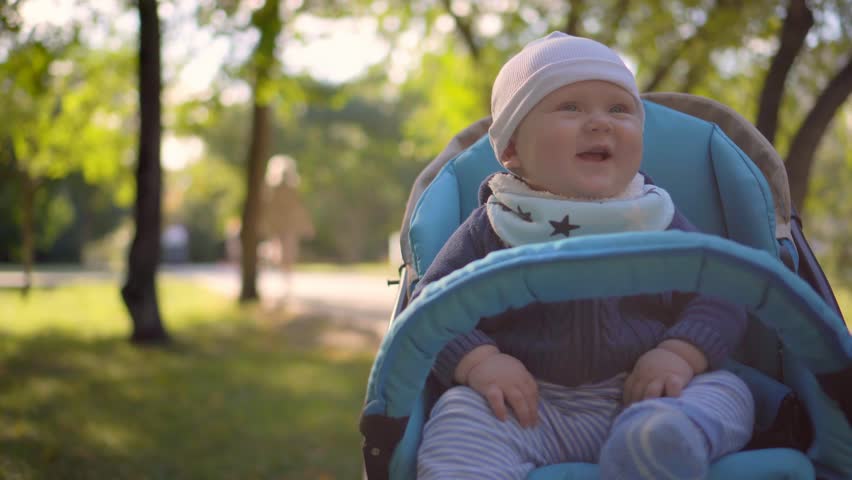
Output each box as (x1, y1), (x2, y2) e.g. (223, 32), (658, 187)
(361, 95), (852, 479)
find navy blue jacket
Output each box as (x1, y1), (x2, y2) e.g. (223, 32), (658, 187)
(414, 173), (749, 387)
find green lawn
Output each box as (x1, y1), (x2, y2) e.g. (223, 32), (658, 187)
(0, 281), (373, 480)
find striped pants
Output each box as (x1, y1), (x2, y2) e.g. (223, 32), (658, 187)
(417, 370), (754, 480)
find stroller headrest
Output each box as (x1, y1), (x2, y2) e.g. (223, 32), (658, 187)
(405, 97), (779, 277)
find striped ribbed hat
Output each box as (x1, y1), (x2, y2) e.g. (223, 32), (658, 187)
(489, 32), (643, 161)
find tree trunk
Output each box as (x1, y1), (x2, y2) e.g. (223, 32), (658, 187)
(20, 172), (35, 296)
(564, 0), (586, 36)
(239, 102), (272, 302)
(238, 0), (280, 303)
(122, 0), (169, 343)
(786, 56), (852, 211)
(755, 0), (813, 144)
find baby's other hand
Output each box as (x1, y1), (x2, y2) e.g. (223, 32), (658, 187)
(466, 352), (539, 428)
(623, 347), (693, 405)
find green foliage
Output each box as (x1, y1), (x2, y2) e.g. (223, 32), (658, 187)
(165, 156), (245, 262)
(400, 50), (493, 159)
(0, 279), (372, 479)
(0, 172), (87, 263)
(801, 113), (852, 283)
(277, 88), (420, 261)
(3, 0), (850, 275)
(176, 73), (419, 262)
(0, 31), (136, 263)
(0, 39), (134, 179)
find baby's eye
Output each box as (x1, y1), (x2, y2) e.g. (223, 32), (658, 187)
(610, 104), (629, 113)
(558, 102), (579, 112)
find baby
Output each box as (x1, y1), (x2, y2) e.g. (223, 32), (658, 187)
(415, 32), (755, 479)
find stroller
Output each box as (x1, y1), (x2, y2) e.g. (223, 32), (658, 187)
(360, 92), (852, 479)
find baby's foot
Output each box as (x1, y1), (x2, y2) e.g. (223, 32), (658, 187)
(599, 407), (709, 480)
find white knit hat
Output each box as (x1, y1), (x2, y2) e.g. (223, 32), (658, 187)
(489, 32), (643, 160)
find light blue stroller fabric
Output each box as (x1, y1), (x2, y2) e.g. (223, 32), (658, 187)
(362, 99), (852, 479)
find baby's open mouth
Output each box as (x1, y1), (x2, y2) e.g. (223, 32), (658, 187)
(577, 147), (611, 161)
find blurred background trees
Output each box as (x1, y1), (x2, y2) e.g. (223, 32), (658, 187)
(2, 0), (851, 305)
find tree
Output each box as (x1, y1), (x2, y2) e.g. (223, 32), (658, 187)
(121, 0), (169, 343)
(0, 38), (70, 294)
(755, 0), (814, 145)
(238, 0), (283, 302)
(785, 55), (852, 210)
(0, 27), (135, 293)
(749, 0), (852, 211)
(0, 0), (22, 33)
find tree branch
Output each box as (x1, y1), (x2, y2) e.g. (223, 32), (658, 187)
(440, 0), (480, 62)
(643, 0), (735, 92)
(755, 0), (813, 145)
(600, 0), (630, 45)
(643, 41), (691, 92)
(679, 60), (707, 93)
(785, 55), (852, 211)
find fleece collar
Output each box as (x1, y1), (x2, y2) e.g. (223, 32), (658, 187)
(485, 173), (675, 247)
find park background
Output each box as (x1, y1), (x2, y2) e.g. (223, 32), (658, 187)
(1, 0), (850, 478)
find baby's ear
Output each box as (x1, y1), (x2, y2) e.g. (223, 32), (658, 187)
(500, 140), (521, 171)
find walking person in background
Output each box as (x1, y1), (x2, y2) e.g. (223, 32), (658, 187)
(260, 154), (315, 299)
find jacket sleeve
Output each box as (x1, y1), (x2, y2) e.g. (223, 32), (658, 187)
(661, 209), (749, 368)
(411, 207), (499, 386)
(661, 292), (748, 368)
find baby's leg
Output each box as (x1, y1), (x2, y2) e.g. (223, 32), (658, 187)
(599, 370), (754, 480)
(417, 382), (620, 480)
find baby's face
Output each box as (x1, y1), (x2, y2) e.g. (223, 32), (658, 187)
(502, 80), (643, 199)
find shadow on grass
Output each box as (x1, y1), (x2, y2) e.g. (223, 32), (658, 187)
(261, 303), (385, 354)
(0, 309), (375, 480)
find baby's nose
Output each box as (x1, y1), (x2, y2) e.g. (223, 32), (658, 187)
(585, 114), (612, 132)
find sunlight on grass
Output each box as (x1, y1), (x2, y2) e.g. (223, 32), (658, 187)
(0, 279), (230, 338)
(0, 280), (372, 479)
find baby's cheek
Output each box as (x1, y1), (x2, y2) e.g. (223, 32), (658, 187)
(543, 155), (574, 175)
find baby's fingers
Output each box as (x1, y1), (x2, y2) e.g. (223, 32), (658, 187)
(627, 375), (648, 405)
(506, 387), (534, 428)
(484, 384), (508, 421)
(524, 377), (540, 426)
(623, 372), (636, 404)
(642, 378), (664, 400)
(664, 375), (685, 397)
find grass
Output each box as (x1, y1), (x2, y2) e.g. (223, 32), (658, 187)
(0, 280), (373, 480)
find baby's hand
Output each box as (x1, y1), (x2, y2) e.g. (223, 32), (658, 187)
(464, 350), (539, 427)
(623, 347), (693, 405)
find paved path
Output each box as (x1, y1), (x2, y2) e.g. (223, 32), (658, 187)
(174, 264), (399, 350)
(175, 264), (397, 331)
(0, 264), (400, 349)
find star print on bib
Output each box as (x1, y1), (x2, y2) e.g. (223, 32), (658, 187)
(549, 215), (581, 237)
(485, 173), (675, 247)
